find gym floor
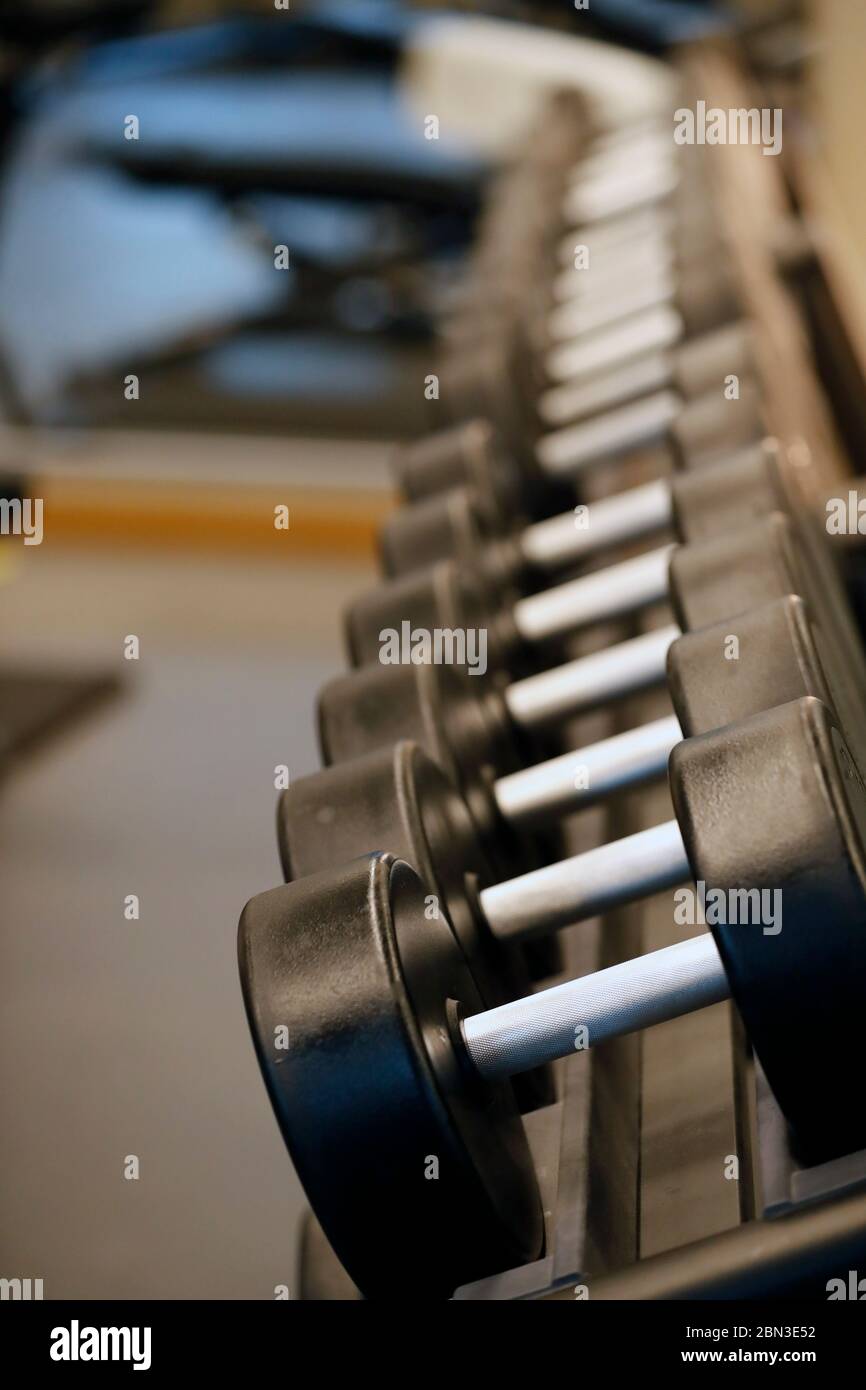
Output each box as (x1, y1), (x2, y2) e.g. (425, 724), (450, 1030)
(0, 531), (375, 1298)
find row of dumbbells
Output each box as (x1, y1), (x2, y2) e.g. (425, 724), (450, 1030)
(237, 101), (866, 1300)
(421, 89), (763, 512)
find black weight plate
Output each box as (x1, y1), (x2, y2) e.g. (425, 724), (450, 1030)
(238, 854), (544, 1298)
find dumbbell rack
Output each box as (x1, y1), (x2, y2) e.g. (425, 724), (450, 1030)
(285, 39), (866, 1300)
(543, 44), (866, 1302)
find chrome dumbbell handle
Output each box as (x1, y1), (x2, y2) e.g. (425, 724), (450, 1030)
(513, 543), (675, 643)
(462, 933), (729, 1081)
(544, 305), (683, 385)
(519, 478), (674, 572)
(538, 354), (674, 428)
(494, 714), (681, 829)
(479, 819), (691, 944)
(503, 624), (680, 728)
(537, 388), (682, 474)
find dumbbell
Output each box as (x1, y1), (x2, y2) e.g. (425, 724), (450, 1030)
(561, 132), (700, 227)
(291, 583), (866, 903)
(380, 436), (778, 587)
(456, 177), (736, 367)
(303, 501), (866, 980)
(441, 292), (760, 471)
(386, 321), (760, 560)
(443, 183), (748, 446)
(522, 372), (766, 491)
(402, 342), (763, 523)
(443, 191), (748, 448)
(280, 580), (866, 1063)
(342, 496), (866, 950)
(541, 191), (738, 345)
(385, 444), (863, 710)
(355, 439), (853, 682)
(454, 120), (683, 314)
(345, 508), (801, 677)
(538, 317), (757, 432)
(549, 203), (687, 309)
(496, 191), (676, 309)
(462, 200), (709, 370)
(453, 108), (719, 288)
(239, 697), (866, 1297)
(323, 514), (866, 884)
(277, 737), (566, 1112)
(486, 128), (724, 319)
(319, 631), (682, 887)
(541, 234), (739, 355)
